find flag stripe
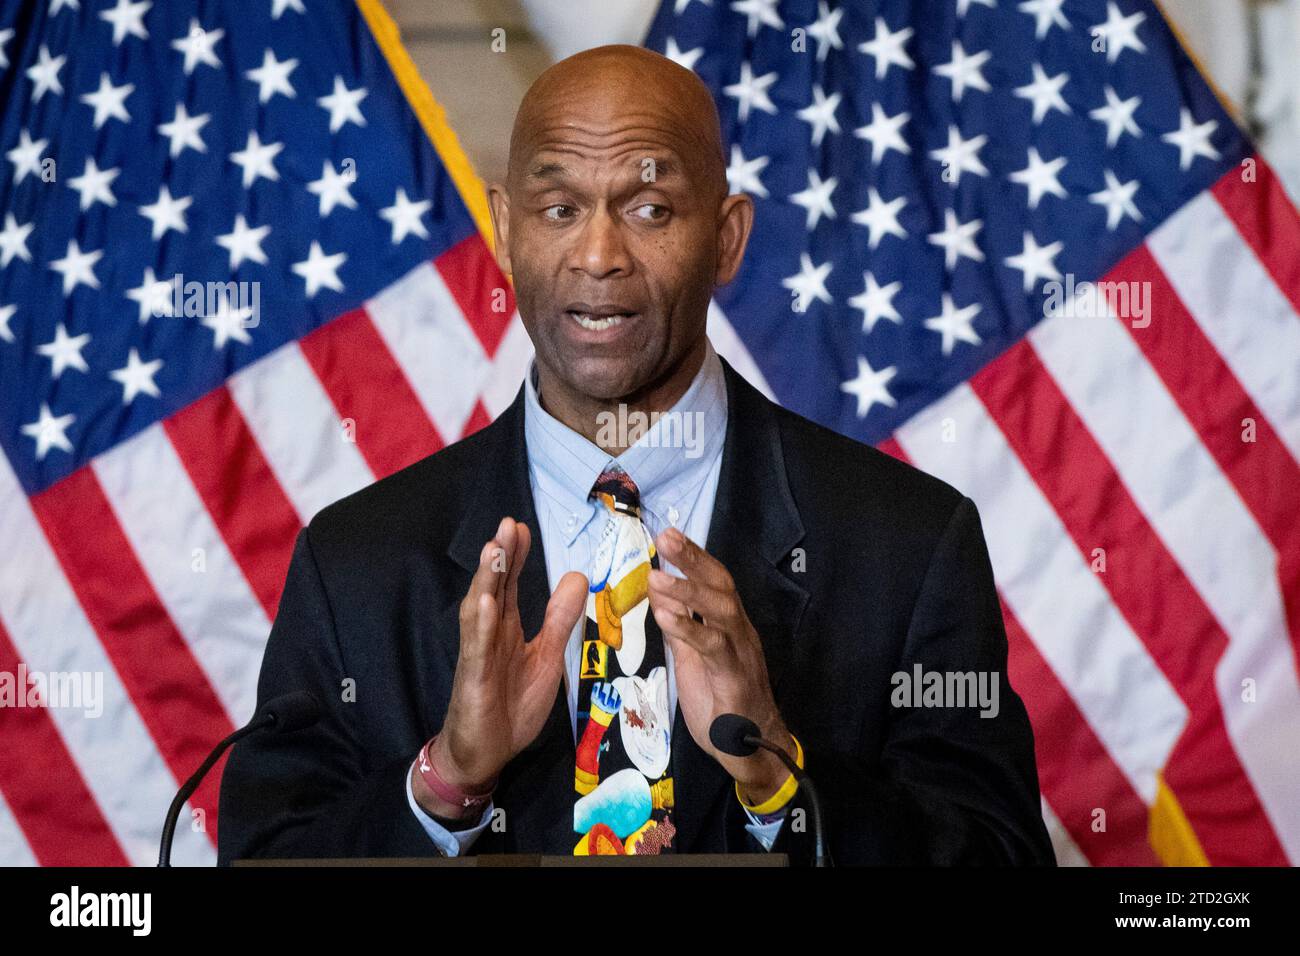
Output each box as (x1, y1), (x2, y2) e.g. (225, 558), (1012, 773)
(93, 426), (270, 727)
(1029, 290), (1300, 859)
(1114, 245), (1300, 675)
(1211, 160), (1300, 318)
(228, 342), (375, 525)
(434, 233), (516, 358)
(896, 382), (1187, 804)
(1002, 602), (1160, 866)
(1146, 191), (1300, 465)
(164, 386), (302, 620)
(972, 341), (1288, 864)
(300, 308), (445, 480)
(1040, 798), (1090, 868)
(0, 456), (214, 866)
(0, 618), (129, 866)
(29, 469), (235, 848)
(367, 259), (491, 442)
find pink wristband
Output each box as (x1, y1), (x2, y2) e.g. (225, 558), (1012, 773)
(417, 736), (495, 811)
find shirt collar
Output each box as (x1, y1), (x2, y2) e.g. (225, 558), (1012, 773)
(523, 337), (728, 545)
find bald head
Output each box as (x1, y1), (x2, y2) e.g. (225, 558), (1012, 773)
(506, 45), (728, 205)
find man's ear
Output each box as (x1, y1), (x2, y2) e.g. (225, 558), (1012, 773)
(486, 182), (513, 278)
(714, 191), (754, 287)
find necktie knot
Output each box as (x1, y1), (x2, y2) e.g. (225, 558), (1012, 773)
(590, 465), (643, 519)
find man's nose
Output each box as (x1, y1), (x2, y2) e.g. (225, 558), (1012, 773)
(568, 204), (632, 277)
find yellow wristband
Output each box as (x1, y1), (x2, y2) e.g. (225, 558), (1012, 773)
(735, 733), (804, 816)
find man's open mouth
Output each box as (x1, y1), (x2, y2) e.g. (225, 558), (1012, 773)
(565, 304), (637, 331)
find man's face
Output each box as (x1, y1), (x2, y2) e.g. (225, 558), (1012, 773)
(489, 75), (748, 405)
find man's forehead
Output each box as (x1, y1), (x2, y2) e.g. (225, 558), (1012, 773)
(524, 152), (687, 182)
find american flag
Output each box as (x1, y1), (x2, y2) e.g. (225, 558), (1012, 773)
(0, 0), (1295, 869)
(643, 0), (1300, 865)
(0, 0), (530, 865)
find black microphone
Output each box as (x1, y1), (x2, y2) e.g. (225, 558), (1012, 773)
(710, 713), (831, 867)
(158, 691), (322, 867)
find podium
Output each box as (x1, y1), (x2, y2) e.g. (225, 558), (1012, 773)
(234, 853), (788, 866)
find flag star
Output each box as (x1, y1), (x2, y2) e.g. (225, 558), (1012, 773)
(26, 45), (66, 103)
(934, 40), (991, 102)
(317, 76), (368, 132)
(1005, 231), (1064, 292)
(0, 213), (34, 267)
(21, 404), (76, 460)
(781, 253), (832, 312)
(245, 48), (298, 104)
(674, 0), (712, 12)
(49, 0), (80, 14)
(49, 239), (103, 295)
(100, 0), (151, 45)
(1089, 169), (1142, 230)
(807, 1), (844, 61)
(858, 17), (914, 80)
(924, 294), (983, 356)
(796, 85), (841, 147)
(80, 73), (134, 129)
(929, 125), (989, 186)
(841, 356), (897, 417)
(157, 103), (210, 157)
(0, 303), (14, 343)
(230, 130), (284, 188)
(293, 241), (347, 297)
(927, 209), (984, 270)
(216, 214), (271, 270)
(172, 19), (224, 74)
(855, 103), (911, 165)
(725, 145), (770, 198)
(1090, 86), (1142, 147)
(663, 38), (704, 72)
(109, 348), (163, 404)
(1162, 108), (1221, 170)
(37, 322), (91, 377)
(1015, 63), (1070, 124)
(7, 130), (49, 184)
(849, 273), (903, 333)
(270, 0), (306, 18)
(0, 28), (13, 70)
(723, 62), (778, 122)
(68, 158), (121, 211)
(730, 0), (783, 38)
(307, 161), (358, 217)
(1019, 0), (1070, 39)
(850, 187), (908, 249)
(125, 267), (174, 322)
(139, 184), (192, 240)
(789, 169), (837, 230)
(1009, 146), (1068, 209)
(956, 0), (997, 15)
(202, 297), (255, 349)
(1091, 2), (1146, 64)
(379, 188), (432, 244)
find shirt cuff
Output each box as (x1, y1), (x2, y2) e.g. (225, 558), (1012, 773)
(742, 805), (788, 852)
(404, 758), (494, 857)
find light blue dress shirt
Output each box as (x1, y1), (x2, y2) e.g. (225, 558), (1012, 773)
(405, 337), (786, 855)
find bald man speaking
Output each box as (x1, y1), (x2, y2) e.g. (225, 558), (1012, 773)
(217, 46), (1054, 866)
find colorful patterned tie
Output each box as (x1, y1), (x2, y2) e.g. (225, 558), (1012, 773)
(573, 464), (676, 855)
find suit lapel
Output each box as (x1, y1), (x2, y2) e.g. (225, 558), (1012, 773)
(670, 356), (810, 852)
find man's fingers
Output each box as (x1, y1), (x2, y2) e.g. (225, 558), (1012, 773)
(650, 595), (728, 658)
(648, 566), (737, 626)
(654, 526), (732, 591)
(502, 520), (530, 625)
(534, 571), (588, 664)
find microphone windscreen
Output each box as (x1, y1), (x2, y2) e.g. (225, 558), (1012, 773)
(709, 713), (761, 757)
(258, 691), (322, 734)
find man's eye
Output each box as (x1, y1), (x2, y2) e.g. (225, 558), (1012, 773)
(633, 204), (668, 221)
(544, 205), (575, 220)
